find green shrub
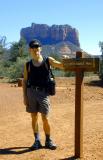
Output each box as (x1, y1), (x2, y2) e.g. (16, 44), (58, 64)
(99, 59), (103, 80)
(7, 57), (29, 82)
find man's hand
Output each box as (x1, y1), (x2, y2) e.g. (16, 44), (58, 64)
(61, 55), (70, 71)
(61, 55), (70, 59)
(23, 96), (29, 106)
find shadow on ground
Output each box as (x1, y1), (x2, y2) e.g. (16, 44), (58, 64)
(0, 146), (41, 154)
(85, 80), (103, 87)
(60, 156), (80, 160)
(0, 148), (79, 159)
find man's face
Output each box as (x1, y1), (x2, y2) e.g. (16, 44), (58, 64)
(29, 47), (42, 59)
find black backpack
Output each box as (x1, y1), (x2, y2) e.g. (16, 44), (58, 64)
(26, 57), (56, 96)
(45, 57), (56, 96)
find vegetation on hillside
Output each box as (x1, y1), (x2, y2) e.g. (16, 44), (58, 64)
(99, 41), (103, 80)
(0, 36), (30, 82)
(0, 35), (101, 82)
(0, 36), (70, 82)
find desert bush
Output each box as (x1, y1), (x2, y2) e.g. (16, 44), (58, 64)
(99, 59), (103, 80)
(7, 57), (29, 82)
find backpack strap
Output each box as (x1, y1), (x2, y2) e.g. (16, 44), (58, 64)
(45, 57), (50, 69)
(26, 60), (31, 80)
(45, 57), (54, 79)
(26, 62), (29, 72)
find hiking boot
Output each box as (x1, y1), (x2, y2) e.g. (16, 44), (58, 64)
(45, 139), (57, 150)
(30, 140), (42, 150)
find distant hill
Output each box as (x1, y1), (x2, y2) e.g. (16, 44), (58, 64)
(20, 23), (91, 57)
(41, 41), (81, 58)
(20, 23), (80, 46)
(41, 41), (91, 58)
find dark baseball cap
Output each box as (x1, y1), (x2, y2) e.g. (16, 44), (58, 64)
(29, 39), (42, 48)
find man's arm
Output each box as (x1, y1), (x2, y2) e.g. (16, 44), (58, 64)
(48, 56), (64, 70)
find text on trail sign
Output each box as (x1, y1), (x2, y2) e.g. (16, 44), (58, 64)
(62, 58), (100, 72)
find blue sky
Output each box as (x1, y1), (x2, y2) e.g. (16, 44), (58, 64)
(0, 0), (103, 55)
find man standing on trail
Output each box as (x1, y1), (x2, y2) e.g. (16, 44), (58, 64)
(23, 39), (64, 150)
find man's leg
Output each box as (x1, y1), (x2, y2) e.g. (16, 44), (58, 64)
(41, 113), (50, 135)
(41, 113), (57, 150)
(30, 113), (42, 150)
(31, 112), (39, 136)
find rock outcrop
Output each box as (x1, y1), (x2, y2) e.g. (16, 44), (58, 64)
(20, 23), (80, 47)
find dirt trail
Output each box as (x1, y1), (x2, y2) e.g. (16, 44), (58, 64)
(0, 77), (103, 160)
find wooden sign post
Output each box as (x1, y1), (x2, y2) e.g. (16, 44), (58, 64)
(62, 51), (99, 159)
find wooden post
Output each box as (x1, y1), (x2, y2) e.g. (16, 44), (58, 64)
(75, 51), (84, 158)
(62, 52), (99, 159)
(18, 78), (23, 87)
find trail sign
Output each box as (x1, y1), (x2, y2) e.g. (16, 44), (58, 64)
(63, 57), (100, 72)
(62, 51), (100, 159)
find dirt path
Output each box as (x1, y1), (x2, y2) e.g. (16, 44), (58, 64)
(0, 77), (103, 160)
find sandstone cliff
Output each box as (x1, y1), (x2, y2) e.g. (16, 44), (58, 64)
(20, 23), (80, 47)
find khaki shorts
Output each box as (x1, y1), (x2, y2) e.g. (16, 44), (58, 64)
(26, 87), (50, 115)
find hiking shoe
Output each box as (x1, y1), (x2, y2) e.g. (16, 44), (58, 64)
(45, 139), (57, 150)
(30, 140), (42, 150)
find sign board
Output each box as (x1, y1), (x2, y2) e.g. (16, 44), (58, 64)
(62, 58), (100, 72)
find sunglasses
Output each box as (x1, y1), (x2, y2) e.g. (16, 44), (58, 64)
(31, 44), (41, 49)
